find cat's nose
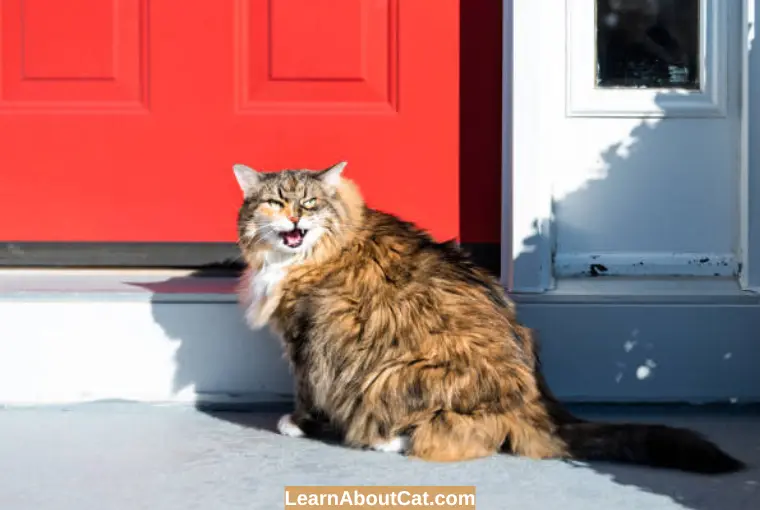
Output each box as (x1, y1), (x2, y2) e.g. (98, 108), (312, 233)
(288, 216), (300, 225)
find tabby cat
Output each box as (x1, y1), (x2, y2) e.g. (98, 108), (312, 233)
(233, 161), (744, 473)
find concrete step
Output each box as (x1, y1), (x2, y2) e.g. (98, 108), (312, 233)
(0, 270), (293, 406)
(1, 270), (759, 406)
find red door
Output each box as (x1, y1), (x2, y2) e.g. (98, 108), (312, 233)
(0, 0), (459, 249)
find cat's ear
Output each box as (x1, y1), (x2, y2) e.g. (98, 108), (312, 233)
(317, 161), (347, 188)
(232, 164), (261, 197)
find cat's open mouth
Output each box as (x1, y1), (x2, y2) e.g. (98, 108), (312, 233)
(280, 228), (307, 248)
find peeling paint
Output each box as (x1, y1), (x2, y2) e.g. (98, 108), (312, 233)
(554, 253), (738, 277)
(588, 264), (608, 277)
(636, 365), (652, 380)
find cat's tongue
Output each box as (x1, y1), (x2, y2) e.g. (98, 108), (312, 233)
(281, 229), (305, 248)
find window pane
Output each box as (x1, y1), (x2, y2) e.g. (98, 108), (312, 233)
(596, 0), (700, 89)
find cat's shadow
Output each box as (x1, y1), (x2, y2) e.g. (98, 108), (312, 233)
(200, 405), (346, 448)
(132, 261), (760, 510)
(130, 270), (349, 452)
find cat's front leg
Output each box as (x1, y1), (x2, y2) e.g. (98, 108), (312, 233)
(341, 406), (411, 455)
(277, 371), (327, 438)
(276, 411), (309, 438)
(278, 408), (329, 436)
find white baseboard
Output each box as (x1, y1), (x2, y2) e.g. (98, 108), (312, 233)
(513, 278), (760, 403)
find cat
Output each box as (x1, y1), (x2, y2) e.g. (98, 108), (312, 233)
(232, 161), (745, 473)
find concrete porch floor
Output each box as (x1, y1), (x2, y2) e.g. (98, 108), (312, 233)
(0, 403), (758, 510)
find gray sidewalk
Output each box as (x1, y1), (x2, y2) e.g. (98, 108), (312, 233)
(0, 403), (757, 510)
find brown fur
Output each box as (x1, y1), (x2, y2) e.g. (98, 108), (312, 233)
(232, 163), (745, 473)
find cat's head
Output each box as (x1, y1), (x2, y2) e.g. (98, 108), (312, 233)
(232, 161), (362, 256)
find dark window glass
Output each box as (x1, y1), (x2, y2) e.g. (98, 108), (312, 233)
(596, 0), (700, 89)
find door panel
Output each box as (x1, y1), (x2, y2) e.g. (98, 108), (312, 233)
(0, 0), (459, 243)
(510, 0), (741, 284)
(556, 0), (739, 275)
(1, 0), (147, 109)
(241, 0), (396, 111)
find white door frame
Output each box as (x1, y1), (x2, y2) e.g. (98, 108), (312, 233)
(501, 0), (760, 403)
(500, 0), (554, 293)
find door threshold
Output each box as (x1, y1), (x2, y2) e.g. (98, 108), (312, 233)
(510, 277), (760, 304)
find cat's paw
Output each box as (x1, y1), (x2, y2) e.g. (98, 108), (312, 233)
(277, 413), (306, 438)
(371, 436), (410, 454)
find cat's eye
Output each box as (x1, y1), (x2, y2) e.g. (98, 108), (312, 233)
(301, 198), (317, 209)
(265, 199), (284, 209)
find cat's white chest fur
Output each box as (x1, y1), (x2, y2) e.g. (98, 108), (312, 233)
(240, 254), (296, 329)
(252, 262), (287, 300)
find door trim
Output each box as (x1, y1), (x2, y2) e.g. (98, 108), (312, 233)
(0, 242), (243, 269)
(740, 0), (760, 292)
(501, 0), (554, 293)
(0, 241), (502, 275)
(566, 0), (728, 119)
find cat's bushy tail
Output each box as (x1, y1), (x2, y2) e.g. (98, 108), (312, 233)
(534, 358), (745, 474)
(556, 419), (746, 474)
(525, 328), (745, 474)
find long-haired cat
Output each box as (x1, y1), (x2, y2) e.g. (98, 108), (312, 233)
(232, 161), (744, 473)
